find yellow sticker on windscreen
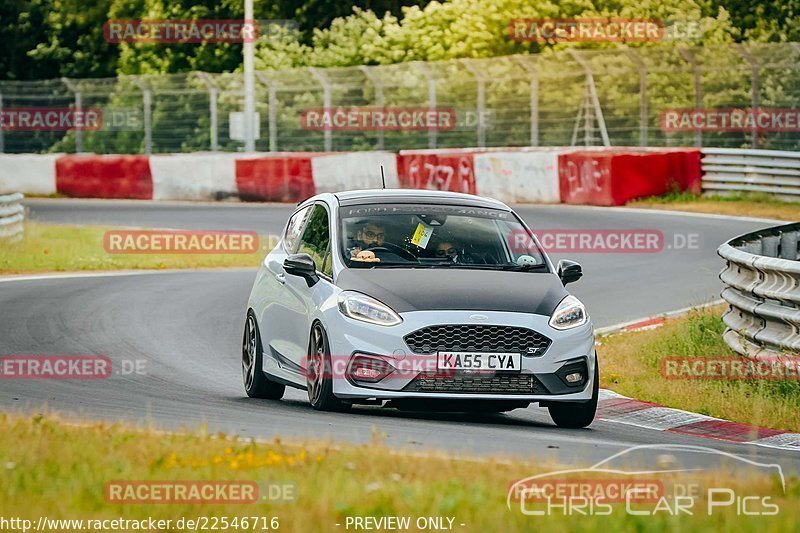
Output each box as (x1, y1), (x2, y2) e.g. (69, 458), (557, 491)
(411, 223), (433, 248)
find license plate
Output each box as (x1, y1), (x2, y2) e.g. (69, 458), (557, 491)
(437, 352), (521, 372)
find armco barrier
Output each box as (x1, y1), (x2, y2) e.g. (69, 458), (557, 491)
(0, 193), (24, 241)
(0, 154), (59, 196)
(701, 148), (800, 199)
(149, 153), (238, 201)
(559, 149), (702, 206)
(718, 223), (800, 359)
(396, 149), (477, 194)
(56, 155), (153, 199)
(235, 153), (321, 202)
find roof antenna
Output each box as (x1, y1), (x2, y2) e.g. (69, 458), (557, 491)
(380, 164), (386, 189)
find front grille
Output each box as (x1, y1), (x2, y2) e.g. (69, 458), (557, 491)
(403, 372), (548, 395)
(403, 325), (551, 356)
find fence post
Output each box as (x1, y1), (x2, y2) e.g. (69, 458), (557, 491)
(308, 67), (332, 152)
(735, 44), (761, 149)
(514, 56), (538, 147)
(412, 61), (437, 149)
(625, 48), (648, 147)
(197, 72), (219, 152)
(358, 65), (385, 150)
(130, 76), (153, 154)
(567, 49), (610, 147)
(460, 59), (486, 148)
(678, 48), (703, 147)
(255, 72), (278, 152)
(61, 78), (83, 153)
(0, 88), (4, 153)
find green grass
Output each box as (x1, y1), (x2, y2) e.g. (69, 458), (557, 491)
(599, 306), (800, 431)
(0, 411), (797, 532)
(0, 222), (272, 274)
(628, 192), (799, 221)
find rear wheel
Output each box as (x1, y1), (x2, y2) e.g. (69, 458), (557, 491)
(242, 312), (285, 399)
(548, 360), (598, 429)
(306, 323), (350, 412)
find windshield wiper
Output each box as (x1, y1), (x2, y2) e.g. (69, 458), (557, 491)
(411, 262), (548, 271)
(494, 263), (548, 272)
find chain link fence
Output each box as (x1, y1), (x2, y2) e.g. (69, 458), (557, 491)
(1, 42), (799, 154)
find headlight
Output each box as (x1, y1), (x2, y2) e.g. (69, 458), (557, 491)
(548, 295), (587, 330)
(337, 291), (402, 326)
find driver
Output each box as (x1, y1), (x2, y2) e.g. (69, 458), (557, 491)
(348, 221), (386, 259)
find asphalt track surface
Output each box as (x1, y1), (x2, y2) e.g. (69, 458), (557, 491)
(2, 199), (797, 474)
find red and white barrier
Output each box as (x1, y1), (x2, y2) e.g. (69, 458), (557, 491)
(311, 151), (398, 192)
(56, 155), (153, 200)
(0, 154), (59, 195)
(0, 147), (703, 205)
(559, 149), (702, 206)
(150, 153), (238, 200)
(235, 152), (321, 203)
(473, 150), (561, 203)
(396, 149), (477, 194)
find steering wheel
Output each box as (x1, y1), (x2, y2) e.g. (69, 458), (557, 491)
(366, 243), (418, 262)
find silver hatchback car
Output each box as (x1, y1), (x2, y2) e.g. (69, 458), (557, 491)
(243, 189), (598, 428)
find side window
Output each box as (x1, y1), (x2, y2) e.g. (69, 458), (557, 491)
(297, 205), (331, 274)
(321, 248), (333, 277)
(283, 206), (312, 253)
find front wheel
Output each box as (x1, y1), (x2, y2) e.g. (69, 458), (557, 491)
(306, 324), (350, 412)
(242, 311), (285, 399)
(548, 360), (599, 429)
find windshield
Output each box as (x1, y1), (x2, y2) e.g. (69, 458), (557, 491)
(339, 203), (547, 271)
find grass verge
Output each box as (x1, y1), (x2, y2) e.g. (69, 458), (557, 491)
(599, 305), (800, 432)
(0, 222), (270, 274)
(628, 191), (799, 221)
(0, 411), (797, 532)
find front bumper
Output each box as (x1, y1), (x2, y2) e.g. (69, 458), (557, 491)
(325, 309), (596, 402)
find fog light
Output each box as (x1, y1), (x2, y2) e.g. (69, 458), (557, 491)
(565, 372), (583, 383)
(354, 366), (382, 380)
(347, 355), (395, 383)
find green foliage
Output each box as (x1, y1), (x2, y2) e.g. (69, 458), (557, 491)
(2, 0), (798, 154)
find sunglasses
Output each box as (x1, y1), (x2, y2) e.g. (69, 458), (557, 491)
(362, 231), (385, 240)
(435, 247), (458, 257)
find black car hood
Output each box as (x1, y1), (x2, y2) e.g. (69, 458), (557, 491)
(335, 267), (568, 316)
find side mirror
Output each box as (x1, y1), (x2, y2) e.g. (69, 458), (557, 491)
(284, 253), (319, 287)
(557, 259), (583, 286)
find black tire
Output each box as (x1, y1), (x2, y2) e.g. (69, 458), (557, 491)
(306, 323), (350, 412)
(242, 311), (285, 399)
(548, 360), (599, 429)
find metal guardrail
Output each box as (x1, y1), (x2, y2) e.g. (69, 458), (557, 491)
(0, 193), (24, 241)
(701, 148), (800, 199)
(718, 223), (800, 358)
